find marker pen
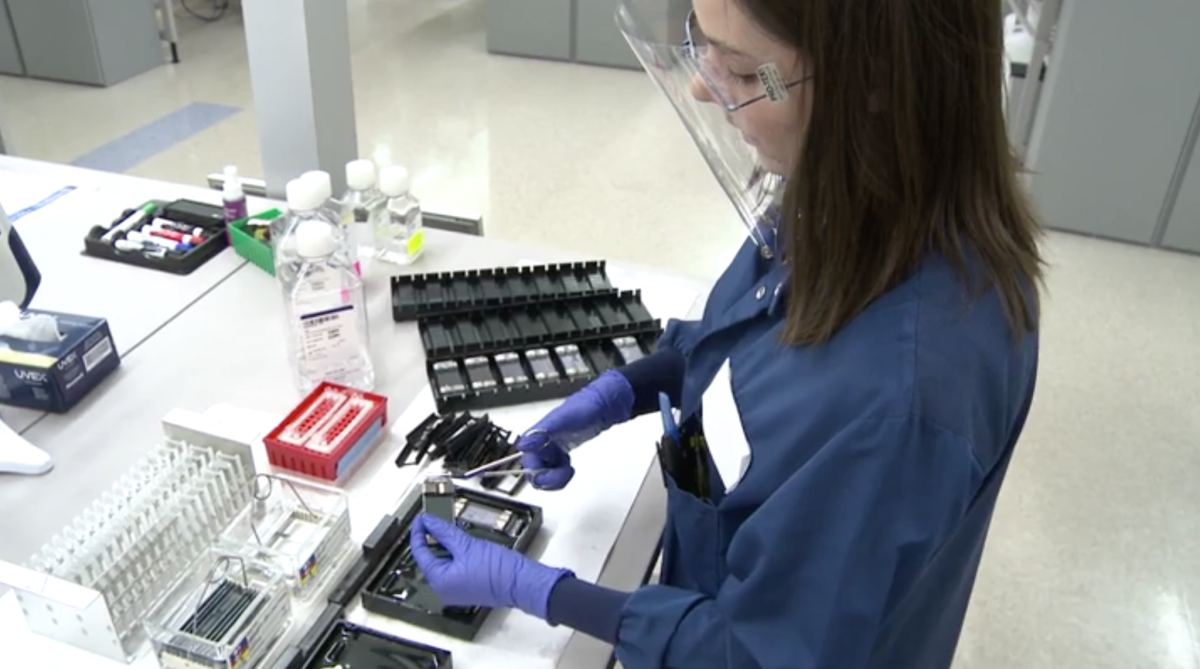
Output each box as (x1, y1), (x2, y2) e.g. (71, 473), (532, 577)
(147, 227), (204, 245)
(114, 239), (167, 258)
(126, 230), (192, 253)
(102, 203), (158, 243)
(149, 219), (205, 237)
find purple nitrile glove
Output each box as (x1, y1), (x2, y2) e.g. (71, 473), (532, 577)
(409, 513), (573, 619)
(516, 370), (634, 490)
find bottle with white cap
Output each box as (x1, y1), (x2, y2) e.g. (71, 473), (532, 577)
(276, 177), (375, 393)
(340, 159), (386, 271)
(301, 170), (340, 219)
(299, 169), (357, 273)
(377, 165), (424, 266)
(222, 165), (248, 223)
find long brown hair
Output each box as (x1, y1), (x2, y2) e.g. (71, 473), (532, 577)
(739, 0), (1045, 344)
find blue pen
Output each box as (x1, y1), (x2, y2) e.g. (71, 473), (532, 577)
(659, 392), (680, 441)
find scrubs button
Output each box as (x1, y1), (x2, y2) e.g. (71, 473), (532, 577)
(756, 286), (766, 300)
(773, 284), (781, 298)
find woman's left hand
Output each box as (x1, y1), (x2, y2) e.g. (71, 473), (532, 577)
(409, 513), (574, 619)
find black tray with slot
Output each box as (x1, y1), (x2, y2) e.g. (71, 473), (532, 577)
(419, 289), (658, 361)
(359, 488), (544, 641)
(327, 512), (406, 608)
(82, 198), (230, 275)
(391, 260), (614, 322)
(273, 602), (453, 669)
(428, 329), (660, 413)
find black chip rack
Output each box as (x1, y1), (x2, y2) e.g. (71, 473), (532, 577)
(391, 260), (615, 321)
(421, 288), (662, 413)
(419, 289), (658, 360)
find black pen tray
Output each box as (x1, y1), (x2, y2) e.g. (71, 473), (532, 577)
(82, 199), (230, 275)
(360, 488), (543, 641)
(275, 603), (453, 669)
(391, 260), (614, 321)
(429, 329), (660, 414)
(419, 289), (658, 361)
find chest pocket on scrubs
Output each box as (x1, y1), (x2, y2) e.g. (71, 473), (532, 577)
(657, 359), (751, 595)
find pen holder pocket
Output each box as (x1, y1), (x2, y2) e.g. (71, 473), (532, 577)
(659, 474), (723, 594)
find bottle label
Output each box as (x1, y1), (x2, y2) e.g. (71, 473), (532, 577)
(223, 199), (248, 223)
(298, 304), (358, 365)
(406, 229), (424, 257)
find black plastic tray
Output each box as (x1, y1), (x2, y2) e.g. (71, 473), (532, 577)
(419, 289), (658, 361)
(327, 513), (405, 608)
(274, 603), (453, 669)
(360, 488), (544, 641)
(429, 329), (660, 414)
(82, 199), (230, 275)
(391, 260), (614, 322)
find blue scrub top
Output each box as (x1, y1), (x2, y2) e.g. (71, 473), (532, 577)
(551, 230), (1039, 669)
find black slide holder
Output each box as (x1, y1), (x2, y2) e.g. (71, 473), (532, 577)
(271, 602), (453, 669)
(391, 260), (615, 322)
(421, 290), (662, 413)
(358, 488), (544, 641)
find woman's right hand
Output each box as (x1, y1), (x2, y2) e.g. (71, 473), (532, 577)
(516, 370), (634, 490)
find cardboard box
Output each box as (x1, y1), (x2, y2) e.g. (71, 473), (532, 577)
(0, 310), (120, 412)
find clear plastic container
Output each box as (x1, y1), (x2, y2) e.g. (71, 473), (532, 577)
(276, 178), (376, 393)
(21, 441), (253, 662)
(143, 549), (292, 669)
(218, 474), (354, 601)
(340, 160), (386, 272)
(376, 165), (424, 266)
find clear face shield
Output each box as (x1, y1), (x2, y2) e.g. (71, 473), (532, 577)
(617, 0), (805, 257)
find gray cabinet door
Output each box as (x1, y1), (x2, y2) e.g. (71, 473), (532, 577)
(1162, 139), (1200, 253)
(574, 0), (638, 69)
(8, 0), (103, 84)
(486, 0), (572, 61)
(1029, 1), (1200, 244)
(0, 1), (24, 76)
(86, 0), (162, 85)
(8, 0), (159, 86)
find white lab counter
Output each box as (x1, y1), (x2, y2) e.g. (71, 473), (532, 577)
(0, 163), (707, 669)
(0, 157), (274, 434)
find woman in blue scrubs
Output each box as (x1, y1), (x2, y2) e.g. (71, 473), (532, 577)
(409, 0), (1044, 667)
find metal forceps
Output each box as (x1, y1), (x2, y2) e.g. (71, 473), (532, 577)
(453, 428), (550, 479)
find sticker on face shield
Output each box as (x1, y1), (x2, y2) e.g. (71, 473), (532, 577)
(757, 63), (789, 103)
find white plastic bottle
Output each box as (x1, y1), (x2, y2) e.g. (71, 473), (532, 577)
(341, 160), (386, 270)
(377, 165), (424, 266)
(302, 169), (359, 274)
(301, 170), (340, 218)
(276, 178), (376, 393)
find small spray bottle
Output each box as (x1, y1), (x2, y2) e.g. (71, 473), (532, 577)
(222, 165), (248, 223)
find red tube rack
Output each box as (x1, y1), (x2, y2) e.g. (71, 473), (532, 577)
(264, 382), (389, 482)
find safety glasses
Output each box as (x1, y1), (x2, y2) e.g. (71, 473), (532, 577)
(682, 9), (811, 112)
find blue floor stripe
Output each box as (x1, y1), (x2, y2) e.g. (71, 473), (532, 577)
(70, 102), (240, 173)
